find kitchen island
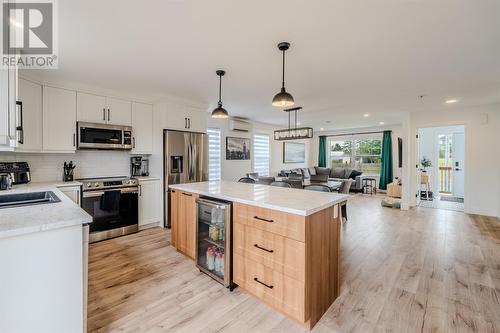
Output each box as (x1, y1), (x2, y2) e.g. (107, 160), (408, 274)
(169, 180), (348, 330)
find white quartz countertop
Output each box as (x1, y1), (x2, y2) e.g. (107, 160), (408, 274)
(0, 182), (92, 239)
(134, 176), (160, 182)
(169, 181), (349, 216)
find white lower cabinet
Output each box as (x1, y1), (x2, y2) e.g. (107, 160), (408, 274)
(43, 86), (77, 152)
(139, 179), (162, 228)
(58, 185), (82, 206)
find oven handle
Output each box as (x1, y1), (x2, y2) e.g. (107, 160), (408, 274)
(83, 187), (139, 198)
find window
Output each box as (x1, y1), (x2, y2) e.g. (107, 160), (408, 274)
(253, 134), (270, 176)
(207, 128), (221, 181)
(329, 137), (382, 175)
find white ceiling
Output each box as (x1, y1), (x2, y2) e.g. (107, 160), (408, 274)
(33, 0), (500, 130)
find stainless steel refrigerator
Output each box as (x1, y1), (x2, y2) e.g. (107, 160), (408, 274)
(164, 130), (208, 227)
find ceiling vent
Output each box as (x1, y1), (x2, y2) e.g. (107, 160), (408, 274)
(229, 118), (252, 132)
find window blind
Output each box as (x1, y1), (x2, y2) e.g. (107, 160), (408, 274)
(253, 134), (270, 176)
(207, 128), (221, 181)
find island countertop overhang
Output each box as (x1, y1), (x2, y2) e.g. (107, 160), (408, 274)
(169, 180), (349, 216)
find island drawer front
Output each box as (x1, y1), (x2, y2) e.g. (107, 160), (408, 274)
(233, 203), (305, 242)
(234, 222), (305, 282)
(233, 254), (306, 323)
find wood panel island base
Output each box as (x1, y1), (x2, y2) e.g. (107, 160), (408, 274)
(169, 181), (348, 330)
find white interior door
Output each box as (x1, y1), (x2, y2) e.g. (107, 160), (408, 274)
(452, 132), (465, 198)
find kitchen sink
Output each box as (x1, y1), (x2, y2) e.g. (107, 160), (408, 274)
(0, 191), (61, 209)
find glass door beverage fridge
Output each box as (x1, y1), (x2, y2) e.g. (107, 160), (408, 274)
(195, 197), (234, 290)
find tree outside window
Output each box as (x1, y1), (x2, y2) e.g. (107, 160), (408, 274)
(329, 138), (382, 175)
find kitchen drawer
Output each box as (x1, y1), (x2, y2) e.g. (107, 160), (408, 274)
(233, 254), (305, 322)
(234, 222), (305, 282)
(233, 203), (305, 242)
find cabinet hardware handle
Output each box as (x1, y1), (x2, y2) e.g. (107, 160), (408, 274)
(185, 118), (188, 128)
(107, 108), (110, 121)
(254, 277), (273, 289)
(16, 101), (24, 144)
(103, 108), (106, 121)
(133, 137), (136, 149)
(253, 216), (274, 223)
(182, 192), (192, 197)
(188, 118), (191, 128)
(73, 133), (76, 147)
(139, 185), (142, 196)
(253, 244), (274, 253)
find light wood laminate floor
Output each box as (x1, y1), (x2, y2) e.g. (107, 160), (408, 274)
(88, 194), (500, 332)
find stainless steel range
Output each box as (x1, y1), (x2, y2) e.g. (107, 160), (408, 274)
(78, 176), (139, 243)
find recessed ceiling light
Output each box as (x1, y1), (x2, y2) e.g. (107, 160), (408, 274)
(379, 121), (385, 125)
(445, 99), (458, 104)
(319, 127), (324, 131)
(363, 114), (369, 118)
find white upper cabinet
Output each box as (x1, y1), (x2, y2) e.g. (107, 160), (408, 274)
(106, 97), (132, 126)
(43, 86), (77, 152)
(185, 106), (207, 132)
(160, 103), (207, 132)
(77, 92), (106, 124)
(131, 102), (153, 154)
(0, 68), (16, 148)
(16, 78), (42, 152)
(77, 92), (131, 126)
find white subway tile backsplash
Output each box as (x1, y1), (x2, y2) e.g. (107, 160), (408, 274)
(0, 151), (136, 182)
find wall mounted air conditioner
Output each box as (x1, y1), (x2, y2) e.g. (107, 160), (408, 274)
(229, 118), (252, 132)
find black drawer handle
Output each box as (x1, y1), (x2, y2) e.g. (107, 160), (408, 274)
(253, 216), (274, 223)
(254, 277), (273, 289)
(182, 193), (193, 197)
(254, 244), (274, 253)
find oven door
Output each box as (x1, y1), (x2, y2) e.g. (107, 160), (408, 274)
(77, 122), (131, 150)
(83, 187), (139, 242)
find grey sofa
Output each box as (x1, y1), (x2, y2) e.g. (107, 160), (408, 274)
(279, 166), (364, 192)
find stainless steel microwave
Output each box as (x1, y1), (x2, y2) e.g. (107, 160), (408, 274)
(77, 122), (132, 150)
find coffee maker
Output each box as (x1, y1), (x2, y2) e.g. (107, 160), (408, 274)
(131, 157), (149, 177)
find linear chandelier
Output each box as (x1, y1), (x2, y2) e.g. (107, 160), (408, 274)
(274, 107), (313, 140)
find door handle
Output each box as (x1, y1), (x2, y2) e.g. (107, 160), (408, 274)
(254, 244), (274, 253)
(253, 277), (273, 289)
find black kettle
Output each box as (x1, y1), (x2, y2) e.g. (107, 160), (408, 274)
(0, 173), (13, 190)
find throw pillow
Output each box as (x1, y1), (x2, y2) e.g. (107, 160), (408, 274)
(301, 168), (311, 179)
(343, 168), (353, 179)
(315, 167), (331, 175)
(330, 167), (344, 179)
(349, 170), (362, 180)
(308, 167), (316, 176)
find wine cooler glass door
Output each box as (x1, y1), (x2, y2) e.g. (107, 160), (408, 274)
(195, 198), (231, 287)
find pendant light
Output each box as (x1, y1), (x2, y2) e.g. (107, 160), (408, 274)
(211, 70), (229, 119)
(272, 42), (295, 108)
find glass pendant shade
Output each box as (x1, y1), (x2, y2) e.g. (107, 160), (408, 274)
(272, 87), (295, 107)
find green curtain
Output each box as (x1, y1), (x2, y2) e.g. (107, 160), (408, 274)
(318, 136), (327, 167)
(379, 130), (393, 190)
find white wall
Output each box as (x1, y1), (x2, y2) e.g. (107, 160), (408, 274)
(418, 125), (464, 194)
(207, 118), (311, 181)
(0, 151), (139, 182)
(406, 103), (500, 217)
